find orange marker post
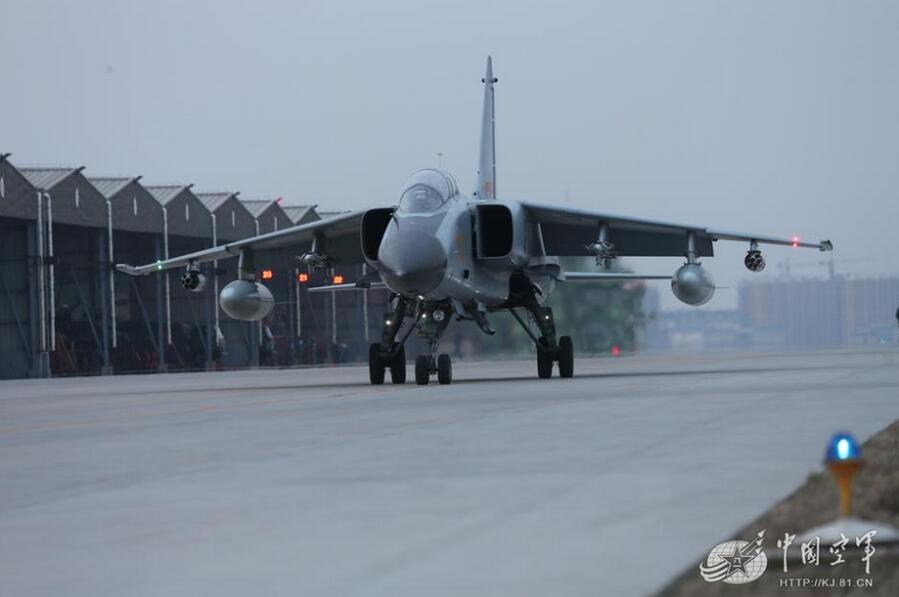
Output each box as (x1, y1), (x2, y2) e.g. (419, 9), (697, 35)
(825, 434), (862, 517)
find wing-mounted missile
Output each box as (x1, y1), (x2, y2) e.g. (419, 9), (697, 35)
(298, 231), (333, 272)
(584, 223), (617, 269)
(307, 269), (386, 293)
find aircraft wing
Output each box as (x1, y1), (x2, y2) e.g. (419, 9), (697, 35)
(307, 269), (386, 293)
(116, 211), (365, 276)
(560, 272), (671, 281)
(307, 281), (387, 293)
(521, 201), (832, 257)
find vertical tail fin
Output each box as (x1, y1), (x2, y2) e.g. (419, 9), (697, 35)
(475, 56), (497, 199)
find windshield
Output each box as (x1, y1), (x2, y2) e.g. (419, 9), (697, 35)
(398, 185), (446, 213)
(397, 169), (458, 213)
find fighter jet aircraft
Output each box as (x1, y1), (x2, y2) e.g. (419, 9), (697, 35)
(118, 57), (832, 386)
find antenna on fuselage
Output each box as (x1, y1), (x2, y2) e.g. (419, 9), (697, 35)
(474, 56), (497, 200)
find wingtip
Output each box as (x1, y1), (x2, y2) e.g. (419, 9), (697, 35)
(116, 263), (144, 276)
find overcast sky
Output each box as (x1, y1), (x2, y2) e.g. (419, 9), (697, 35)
(2, 0), (897, 309)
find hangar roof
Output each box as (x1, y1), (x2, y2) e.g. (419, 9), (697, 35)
(0, 155), (39, 220)
(89, 176), (140, 198)
(20, 167), (83, 191)
(144, 185), (193, 205)
(195, 192), (254, 240)
(19, 166), (108, 228)
(281, 205), (319, 224)
(239, 199), (295, 234)
(144, 184), (212, 238)
(240, 199), (274, 217)
(196, 192), (238, 212)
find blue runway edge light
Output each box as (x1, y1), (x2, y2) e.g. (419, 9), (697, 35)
(825, 433), (861, 462)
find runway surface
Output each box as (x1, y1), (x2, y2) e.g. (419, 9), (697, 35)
(1, 350), (897, 597)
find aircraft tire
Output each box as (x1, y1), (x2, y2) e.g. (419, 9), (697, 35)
(390, 345), (406, 384)
(558, 336), (574, 378)
(415, 354), (430, 385)
(437, 354), (452, 385)
(369, 343), (386, 385)
(537, 346), (553, 379)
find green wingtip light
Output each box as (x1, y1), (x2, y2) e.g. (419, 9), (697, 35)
(156, 261), (163, 270)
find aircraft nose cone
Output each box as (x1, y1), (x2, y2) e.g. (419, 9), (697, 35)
(379, 230), (447, 295)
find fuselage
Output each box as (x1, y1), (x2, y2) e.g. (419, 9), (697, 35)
(376, 169), (557, 310)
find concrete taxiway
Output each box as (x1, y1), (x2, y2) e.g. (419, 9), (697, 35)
(1, 350), (897, 596)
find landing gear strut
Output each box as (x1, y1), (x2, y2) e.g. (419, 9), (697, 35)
(368, 299), (455, 386)
(368, 297), (413, 385)
(413, 303), (453, 385)
(509, 277), (574, 380)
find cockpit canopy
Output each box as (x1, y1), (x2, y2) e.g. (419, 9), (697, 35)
(397, 169), (459, 213)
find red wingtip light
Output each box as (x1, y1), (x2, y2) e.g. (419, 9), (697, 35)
(260, 269), (274, 280)
(332, 274), (345, 285)
(791, 236), (800, 248)
(611, 345), (621, 357)
(297, 272), (309, 283)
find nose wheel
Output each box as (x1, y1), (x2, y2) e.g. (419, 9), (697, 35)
(410, 301), (454, 386)
(414, 353), (453, 385)
(437, 354), (452, 384)
(414, 355), (429, 385)
(537, 347), (553, 379)
(389, 345), (407, 383)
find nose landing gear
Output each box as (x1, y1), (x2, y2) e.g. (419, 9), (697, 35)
(413, 304), (453, 385)
(368, 299), (455, 386)
(414, 352), (453, 385)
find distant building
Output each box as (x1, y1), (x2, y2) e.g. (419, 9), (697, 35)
(644, 275), (899, 351)
(739, 276), (899, 348)
(648, 275), (899, 351)
(0, 155), (383, 379)
(839, 277), (899, 344)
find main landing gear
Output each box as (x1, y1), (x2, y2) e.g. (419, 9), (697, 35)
(369, 343), (406, 385)
(368, 298), (454, 386)
(369, 297), (412, 385)
(513, 305), (573, 379)
(508, 276), (574, 380)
